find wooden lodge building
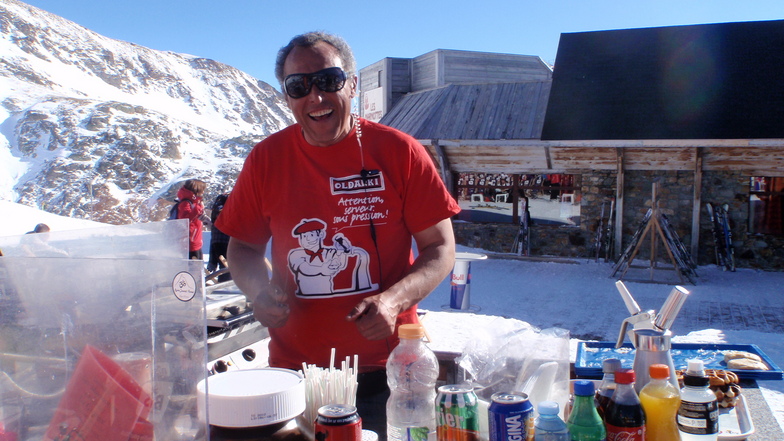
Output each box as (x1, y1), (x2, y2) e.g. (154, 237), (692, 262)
(358, 20), (784, 272)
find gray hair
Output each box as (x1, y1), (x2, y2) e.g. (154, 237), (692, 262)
(275, 31), (356, 88)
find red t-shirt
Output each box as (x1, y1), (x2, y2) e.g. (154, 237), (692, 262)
(217, 118), (460, 370)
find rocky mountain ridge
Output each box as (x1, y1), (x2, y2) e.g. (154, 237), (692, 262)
(0, 0), (294, 224)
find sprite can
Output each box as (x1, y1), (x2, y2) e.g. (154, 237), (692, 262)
(436, 384), (480, 441)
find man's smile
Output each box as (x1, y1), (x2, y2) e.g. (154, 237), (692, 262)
(309, 108), (333, 120)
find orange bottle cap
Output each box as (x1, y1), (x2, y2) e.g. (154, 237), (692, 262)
(649, 363), (671, 379)
(398, 324), (425, 339)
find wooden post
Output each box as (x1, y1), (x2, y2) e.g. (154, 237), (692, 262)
(692, 148), (703, 260)
(650, 182), (658, 280)
(614, 148), (625, 260)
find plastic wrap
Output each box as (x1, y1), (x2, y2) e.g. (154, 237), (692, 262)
(0, 221), (207, 441)
(456, 322), (571, 413)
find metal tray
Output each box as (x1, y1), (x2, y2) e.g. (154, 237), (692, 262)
(575, 342), (783, 380)
(719, 395), (755, 440)
(568, 381), (754, 440)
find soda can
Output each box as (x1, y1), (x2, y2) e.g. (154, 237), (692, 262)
(314, 404), (362, 441)
(436, 384), (480, 441)
(449, 260), (472, 310)
(488, 392), (535, 441)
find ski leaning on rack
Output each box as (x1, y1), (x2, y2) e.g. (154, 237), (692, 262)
(594, 200), (606, 262)
(594, 198), (616, 262)
(706, 203), (736, 271)
(660, 212), (699, 275)
(512, 196), (531, 256)
(604, 198), (616, 262)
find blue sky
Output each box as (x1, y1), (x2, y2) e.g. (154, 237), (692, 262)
(22, 0), (784, 89)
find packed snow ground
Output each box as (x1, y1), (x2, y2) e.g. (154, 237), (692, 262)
(2, 200), (782, 431)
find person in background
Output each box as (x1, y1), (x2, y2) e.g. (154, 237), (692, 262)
(207, 193), (231, 282)
(20, 223), (68, 257)
(27, 223), (51, 234)
(176, 179), (208, 260)
(216, 31), (460, 437)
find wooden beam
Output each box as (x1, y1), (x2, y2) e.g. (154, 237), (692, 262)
(418, 138), (784, 148)
(545, 145), (553, 169)
(432, 140), (452, 191)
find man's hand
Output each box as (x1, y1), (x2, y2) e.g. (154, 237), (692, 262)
(252, 283), (290, 328)
(345, 218), (456, 341)
(227, 237), (289, 328)
(346, 294), (399, 340)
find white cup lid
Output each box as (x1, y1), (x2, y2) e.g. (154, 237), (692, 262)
(197, 368), (305, 428)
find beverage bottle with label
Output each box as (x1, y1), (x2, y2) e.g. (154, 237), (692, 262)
(639, 363), (681, 441)
(386, 323), (439, 441)
(566, 380), (606, 441)
(595, 358), (621, 419)
(677, 359), (719, 441)
(604, 369), (645, 441)
(534, 401), (570, 441)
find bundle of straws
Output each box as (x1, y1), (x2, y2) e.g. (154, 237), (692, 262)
(300, 348), (359, 426)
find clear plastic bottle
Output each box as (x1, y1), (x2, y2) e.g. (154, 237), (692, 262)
(566, 380), (606, 441)
(604, 369), (645, 441)
(594, 358), (621, 419)
(386, 323), (439, 441)
(677, 360), (718, 441)
(639, 363), (681, 441)
(534, 401), (570, 441)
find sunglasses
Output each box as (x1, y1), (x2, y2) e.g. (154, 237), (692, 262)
(283, 67), (347, 99)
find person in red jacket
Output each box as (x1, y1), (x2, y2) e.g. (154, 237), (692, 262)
(176, 179), (207, 260)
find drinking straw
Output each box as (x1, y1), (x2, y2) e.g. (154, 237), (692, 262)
(300, 349), (360, 426)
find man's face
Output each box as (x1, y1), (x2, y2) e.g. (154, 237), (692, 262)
(298, 230), (324, 251)
(283, 42), (357, 147)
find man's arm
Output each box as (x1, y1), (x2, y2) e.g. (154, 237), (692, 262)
(227, 237), (289, 328)
(346, 218), (456, 340)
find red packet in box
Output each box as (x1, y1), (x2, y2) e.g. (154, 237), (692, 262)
(44, 345), (153, 441)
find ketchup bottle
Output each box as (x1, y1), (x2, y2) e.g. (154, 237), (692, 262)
(604, 369), (646, 441)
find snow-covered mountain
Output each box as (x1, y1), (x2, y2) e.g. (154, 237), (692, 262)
(0, 0), (293, 224)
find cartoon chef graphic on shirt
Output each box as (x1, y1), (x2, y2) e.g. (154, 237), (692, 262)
(288, 218), (377, 297)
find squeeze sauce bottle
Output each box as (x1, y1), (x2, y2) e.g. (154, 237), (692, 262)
(677, 359), (719, 441)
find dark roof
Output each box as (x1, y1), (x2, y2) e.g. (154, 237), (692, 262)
(379, 81), (551, 140)
(542, 20), (784, 140)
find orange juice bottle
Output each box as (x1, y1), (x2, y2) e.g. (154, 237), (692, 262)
(639, 364), (681, 441)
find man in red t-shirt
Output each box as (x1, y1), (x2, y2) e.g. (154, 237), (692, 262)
(216, 31), (460, 436)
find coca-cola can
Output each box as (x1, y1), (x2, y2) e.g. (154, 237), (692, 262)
(314, 404), (362, 441)
(488, 392), (534, 441)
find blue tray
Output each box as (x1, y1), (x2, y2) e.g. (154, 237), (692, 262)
(575, 342), (783, 381)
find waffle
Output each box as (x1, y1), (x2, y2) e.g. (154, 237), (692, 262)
(675, 368), (742, 408)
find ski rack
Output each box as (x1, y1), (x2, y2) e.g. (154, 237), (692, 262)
(610, 182), (698, 284)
